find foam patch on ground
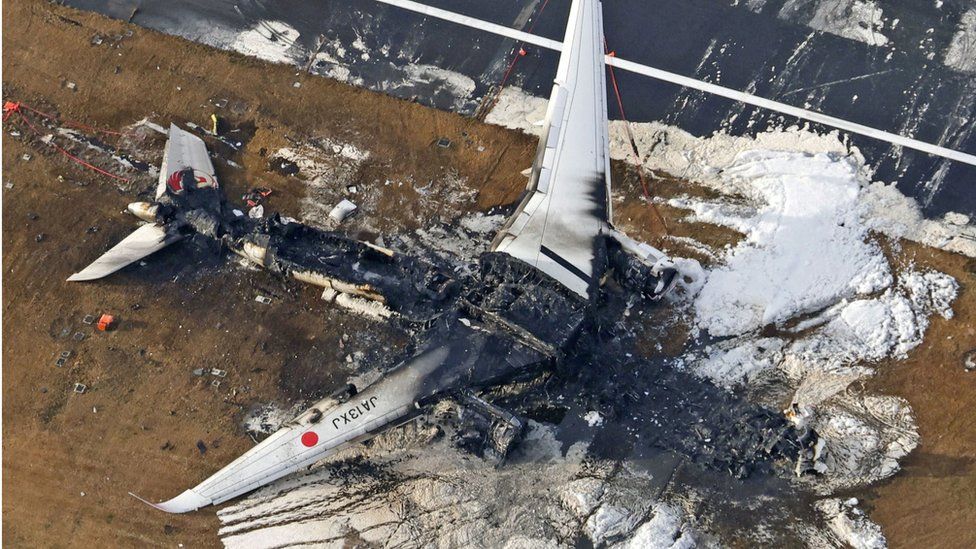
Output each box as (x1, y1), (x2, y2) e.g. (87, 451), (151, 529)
(228, 21), (302, 65)
(668, 149), (957, 493)
(778, 0), (890, 47)
(691, 150), (892, 336)
(243, 402), (305, 436)
(269, 140), (371, 229)
(945, 9), (976, 74)
(817, 498), (887, 549)
(218, 422), (707, 548)
(487, 87), (976, 258)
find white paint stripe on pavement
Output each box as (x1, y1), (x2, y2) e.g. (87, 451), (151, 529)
(372, 0), (976, 167)
(606, 56), (976, 167)
(373, 0), (562, 50)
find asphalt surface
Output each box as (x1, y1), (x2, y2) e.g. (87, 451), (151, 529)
(65, 0), (976, 216)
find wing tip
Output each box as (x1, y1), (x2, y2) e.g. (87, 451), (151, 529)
(129, 489), (212, 514)
(67, 267), (112, 282)
(66, 223), (177, 283)
(128, 491), (166, 511)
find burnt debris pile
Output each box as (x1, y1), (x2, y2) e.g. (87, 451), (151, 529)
(230, 215), (458, 321)
(449, 393), (526, 463)
(598, 360), (803, 478)
(153, 169), (227, 239)
(226, 211), (814, 481)
(605, 236), (678, 300)
(558, 288), (810, 479)
(464, 252), (589, 355)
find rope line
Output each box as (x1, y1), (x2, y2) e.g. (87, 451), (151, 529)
(604, 45), (669, 235)
(5, 101), (130, 136)
(480, 0), (552, 118)
(4, 101), (131, 182)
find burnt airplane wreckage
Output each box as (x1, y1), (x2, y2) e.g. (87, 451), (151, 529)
(73, 131), (816, 506)
(67, 0), (825, 514)
(71, 128), (687, 512)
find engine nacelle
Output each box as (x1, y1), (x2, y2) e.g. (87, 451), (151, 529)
(607, 229), (678, 299)
(126, 202), (159, 223)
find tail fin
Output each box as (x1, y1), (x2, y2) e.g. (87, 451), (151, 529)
(67, 223), (181, 281)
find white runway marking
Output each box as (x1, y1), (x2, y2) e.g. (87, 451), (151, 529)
(372, 0), (976, 167)
(605, 56), (976, 167)
(373, 0), (562, 50)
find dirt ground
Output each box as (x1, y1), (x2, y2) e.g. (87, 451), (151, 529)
(859, 243), (976, 549)
(0, 1), (533, 546)
(2, 1), (973, 547)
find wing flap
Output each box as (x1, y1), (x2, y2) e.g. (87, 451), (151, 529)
(67, 223), (180, 282)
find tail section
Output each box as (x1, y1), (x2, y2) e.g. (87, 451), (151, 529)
(156, 124), (218, 200)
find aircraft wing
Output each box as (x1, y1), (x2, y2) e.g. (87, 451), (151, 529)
(135, 344), (456, 513)
(156, 124), (219, 199)
(491, 0), (611, 299)
(135, 315), (554, 514)
(67, 223), (181, 282)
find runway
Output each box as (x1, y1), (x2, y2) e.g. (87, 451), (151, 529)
(66, 0), (976, 216)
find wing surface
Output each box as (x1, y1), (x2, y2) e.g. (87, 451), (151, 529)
(135, 345), (453, 513)
(67, 223), (181, 282)
(491, 0), (611, 298)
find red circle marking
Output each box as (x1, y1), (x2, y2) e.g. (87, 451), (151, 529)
(301, 431), (318, 447)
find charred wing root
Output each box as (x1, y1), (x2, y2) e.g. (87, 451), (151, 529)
(604, 236), (678, 300)
(463, 252), (590, 356)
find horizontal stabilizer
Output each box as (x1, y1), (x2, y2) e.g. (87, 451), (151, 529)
(67, 223), (181, 281)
